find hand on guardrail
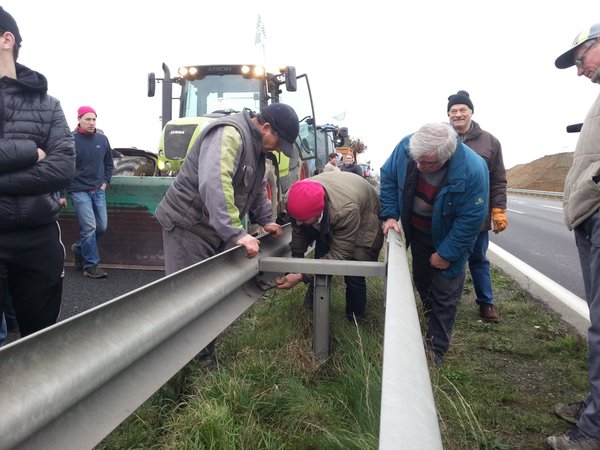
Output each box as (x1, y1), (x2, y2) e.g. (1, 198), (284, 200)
(382, 218), (401, 236)
(237, 234), (260, 258)
(262, 222), (283, 238)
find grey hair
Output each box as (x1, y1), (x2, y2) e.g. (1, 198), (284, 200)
(409, 122), (457, 163)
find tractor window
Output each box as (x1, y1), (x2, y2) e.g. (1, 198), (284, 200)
(279, 74), (317, 162)
(181, 75), (263, 117)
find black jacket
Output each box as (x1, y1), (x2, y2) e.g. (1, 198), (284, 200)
(0, 63), (75, 229)
(340, 161), (363, 177)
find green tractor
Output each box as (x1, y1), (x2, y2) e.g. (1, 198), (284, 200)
(148, 62), (337, 222)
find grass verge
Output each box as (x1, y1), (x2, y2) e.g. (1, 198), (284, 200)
(98, 267), (588, 450)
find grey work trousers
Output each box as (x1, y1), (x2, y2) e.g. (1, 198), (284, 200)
(162, 226), (228, 356)
(162, 226), (227, 276)
(410, 228), (466, 356)
(575, 208), (600, 438)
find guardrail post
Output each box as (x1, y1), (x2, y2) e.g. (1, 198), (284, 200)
(313, 274), (331, 360)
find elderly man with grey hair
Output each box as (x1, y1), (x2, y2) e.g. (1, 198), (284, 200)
(379, 122), (489, 365)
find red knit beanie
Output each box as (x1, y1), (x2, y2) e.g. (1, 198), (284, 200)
(287, 180), (325, 220)
(77, 106), (97, 118)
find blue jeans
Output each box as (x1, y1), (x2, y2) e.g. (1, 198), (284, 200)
(70, 190), (108, 269)
(574, 208), (600, 438)
(468, 231), (494, 306)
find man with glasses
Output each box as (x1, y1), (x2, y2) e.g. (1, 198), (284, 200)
(379, 122), (489, 365)
(546, 23), (600, 450)
(447, 90), (507, 323)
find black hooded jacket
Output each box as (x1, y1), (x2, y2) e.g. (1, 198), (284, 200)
(0, 63), (75, 229)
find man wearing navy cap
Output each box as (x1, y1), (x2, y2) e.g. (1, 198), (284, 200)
(0, 6), (75, 337)
(546, 23), (600, 450)
(155, 103), (299, 360)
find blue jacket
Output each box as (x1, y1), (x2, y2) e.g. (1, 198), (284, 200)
(67, 130), (113, 192)
(379, 134), (489, 278)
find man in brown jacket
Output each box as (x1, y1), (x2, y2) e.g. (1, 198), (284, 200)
(447, 90), (508, 323)
(275, 171), (383, 322)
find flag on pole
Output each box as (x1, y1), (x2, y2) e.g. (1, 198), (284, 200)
(255, 14), (266, 46)
(333, 112), (346, 121)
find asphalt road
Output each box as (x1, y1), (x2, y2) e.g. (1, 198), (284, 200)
(5, 265), (163, 345)
(490, 195), (585, 299)
(58, 265), (164, 321)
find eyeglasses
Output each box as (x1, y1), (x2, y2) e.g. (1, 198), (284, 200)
(414, 158), (440, 168)
(575, 40), (598, 68)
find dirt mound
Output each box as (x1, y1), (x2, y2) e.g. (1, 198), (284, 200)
(507, 152), (573, 192)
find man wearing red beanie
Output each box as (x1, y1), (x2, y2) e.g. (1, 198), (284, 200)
(63, 106), (114, 278)
(275, 171), (384, 323)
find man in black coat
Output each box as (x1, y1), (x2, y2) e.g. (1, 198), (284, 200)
(0, 7), (75, 337)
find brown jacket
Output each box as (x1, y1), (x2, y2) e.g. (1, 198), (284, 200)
(459, 121), (507, 231)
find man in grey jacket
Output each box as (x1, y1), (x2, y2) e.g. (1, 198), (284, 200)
(0, 7), (75, 337)
(547, 23), (600, 450)
(155, 103), (298, 359)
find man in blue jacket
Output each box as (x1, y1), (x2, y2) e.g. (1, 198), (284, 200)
(379, 122), (489, 365)
(64, 106), (114, 279)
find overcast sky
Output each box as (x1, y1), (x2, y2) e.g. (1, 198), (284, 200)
(3, 1), (600, 171)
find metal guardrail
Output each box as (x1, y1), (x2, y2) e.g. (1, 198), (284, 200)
(0, 228), (441, 449)
(0, 228), (291, 450)
(507, 188), (563, 198)
(378, 230), (443, 449)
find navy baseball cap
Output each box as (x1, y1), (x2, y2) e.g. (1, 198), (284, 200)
(555, 23), (600, 69)
(261, 103), (299, 158)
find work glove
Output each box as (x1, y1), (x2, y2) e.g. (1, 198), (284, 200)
(492, 208), (507, 234)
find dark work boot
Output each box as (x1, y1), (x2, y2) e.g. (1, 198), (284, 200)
(479, 304), (501, 323)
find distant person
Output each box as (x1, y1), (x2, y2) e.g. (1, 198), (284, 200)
(155, 103), (296, 360)
(379, 122), (488, 365)
(340, 153), (363, 177)
(275, 171), (384, 323)
(63, 106), (114, 279)
(447, 90), (507, 323)
(546, 23), (600, 450)
(0, 6), (76, 337)
(322, 152), (341, 172)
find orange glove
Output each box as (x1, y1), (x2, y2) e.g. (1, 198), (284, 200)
(492, 208), (507, 234)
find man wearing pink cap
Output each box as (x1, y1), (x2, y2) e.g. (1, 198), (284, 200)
(63, 106), (114, 279)
(275, 171), (384, 323)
